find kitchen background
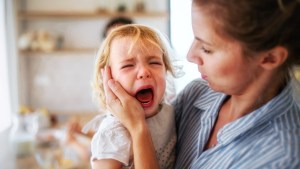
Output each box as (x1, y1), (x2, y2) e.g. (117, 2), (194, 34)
(18, 0), (171, 114)
(1, 0), (199, 168)
(4, 0), (299, 168)
(5, 0), (300, 134)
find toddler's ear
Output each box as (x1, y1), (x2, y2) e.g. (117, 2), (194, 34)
(260, 46), (288, 70)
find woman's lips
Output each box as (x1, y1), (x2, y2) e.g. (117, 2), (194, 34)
(201, 74), (208, 80)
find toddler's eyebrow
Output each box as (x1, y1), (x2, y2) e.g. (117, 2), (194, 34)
(119, 57), (134, 63)
(148, 56), (160, 59)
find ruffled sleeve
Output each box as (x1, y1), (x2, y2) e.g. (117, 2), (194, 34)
(90, 115), (133, 166)
(81, 114), (106, 134)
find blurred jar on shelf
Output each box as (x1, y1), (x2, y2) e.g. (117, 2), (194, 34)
(10, 106), (52, 156)
(10, 113), (35, 157)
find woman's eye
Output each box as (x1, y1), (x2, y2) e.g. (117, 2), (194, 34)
(201, 46), (212, 54)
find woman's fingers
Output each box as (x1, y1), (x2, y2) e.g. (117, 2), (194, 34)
(103, 65), (131, 107)
(102, 66), (117, 104)
(107, 79), (131, 106)
(102, 66), (145, 130)
(102, 66), (125, 114)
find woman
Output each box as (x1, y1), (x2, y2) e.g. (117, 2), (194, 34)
(103, 0), (300, 168)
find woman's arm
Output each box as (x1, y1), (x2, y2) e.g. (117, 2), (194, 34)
(102, 66), (159, 169)
(92, 159), (123, 169)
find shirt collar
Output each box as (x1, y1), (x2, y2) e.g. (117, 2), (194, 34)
(193, 86), (226, 120)
(219, 82), (294, 145)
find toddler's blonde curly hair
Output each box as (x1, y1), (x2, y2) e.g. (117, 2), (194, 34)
(92, 24), (175, 109)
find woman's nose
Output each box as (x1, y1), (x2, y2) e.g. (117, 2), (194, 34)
(137, 67), (151, 79)
(187, 47), (204, 65)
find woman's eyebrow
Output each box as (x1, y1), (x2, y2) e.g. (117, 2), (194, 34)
(195, 36), (214, 46)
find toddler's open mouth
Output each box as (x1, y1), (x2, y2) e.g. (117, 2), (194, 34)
(135, 88), (154, 107)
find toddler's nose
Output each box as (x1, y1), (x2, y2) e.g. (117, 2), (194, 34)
(137, 67), (151, 79)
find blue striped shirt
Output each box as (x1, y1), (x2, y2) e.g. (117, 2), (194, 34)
(173, 79), (300, 169)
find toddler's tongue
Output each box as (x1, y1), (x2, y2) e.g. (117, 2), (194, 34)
(136, 89), (153, 103)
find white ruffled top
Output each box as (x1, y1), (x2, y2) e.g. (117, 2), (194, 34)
(82, 103), (176, 169)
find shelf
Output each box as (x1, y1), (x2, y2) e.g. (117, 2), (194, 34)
(19, 48), (98, 55)
(18, 11), (168, 20)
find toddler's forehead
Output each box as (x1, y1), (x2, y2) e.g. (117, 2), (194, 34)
(113, 36), (159, 52)
(116, 36), (156, 45)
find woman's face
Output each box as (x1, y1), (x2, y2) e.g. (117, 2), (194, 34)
(109, 37), (167, 117)
(188, 4), (262, 95)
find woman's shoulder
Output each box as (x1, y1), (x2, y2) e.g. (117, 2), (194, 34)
(272, 100), (300, 133)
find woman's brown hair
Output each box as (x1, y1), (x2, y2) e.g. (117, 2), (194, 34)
(193, 0), (300, 81)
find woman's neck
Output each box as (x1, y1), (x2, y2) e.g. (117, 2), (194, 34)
(225, 73), (286, 121)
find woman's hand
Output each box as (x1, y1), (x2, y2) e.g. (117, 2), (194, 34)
(102, 66), (159, 169)
(102, 66), (145, 132)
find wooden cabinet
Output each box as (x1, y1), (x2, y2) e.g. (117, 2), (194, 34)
(16, 0), (170, 114)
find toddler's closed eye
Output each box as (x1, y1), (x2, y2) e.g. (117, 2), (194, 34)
(121, 64), (134, 69)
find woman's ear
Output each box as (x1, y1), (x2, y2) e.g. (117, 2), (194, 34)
(260, 46), (288, 70)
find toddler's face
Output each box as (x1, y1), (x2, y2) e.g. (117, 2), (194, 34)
(109, 37), (166, 117)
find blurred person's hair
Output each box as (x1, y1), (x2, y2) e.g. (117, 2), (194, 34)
(102, 16), (134, 38)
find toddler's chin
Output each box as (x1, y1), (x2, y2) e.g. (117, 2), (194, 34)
(144, 105), (161, 118)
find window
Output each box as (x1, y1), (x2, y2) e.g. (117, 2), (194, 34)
(0, 0), (17, 132)
(170, 0), (199, 93)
